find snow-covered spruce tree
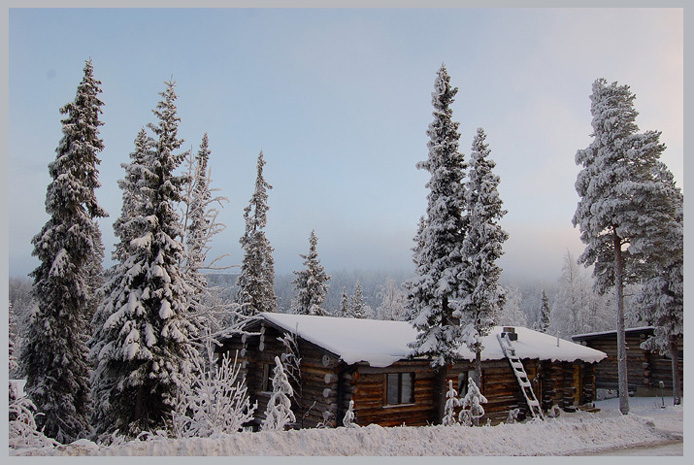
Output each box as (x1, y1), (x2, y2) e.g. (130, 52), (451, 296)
(291, 230), (331, 316)
(406, 65), (467, 423)
(537, 290), (551, 333)
(20, 59), (107, 443)
(456, 128), (508, 389)
(90, 80), (197, 437)
(261, 356), (296, 431)
(339, 286), (350, 317)
(181, 133), (230, 338)
(9, 302), (19, 384)
(236, 151), (277, 316)
(347, 280), (370, 319)
(631, 162), (683, 405)
(572, 78), (675, 415)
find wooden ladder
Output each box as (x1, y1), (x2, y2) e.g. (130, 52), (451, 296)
(497, 333), (544, 420)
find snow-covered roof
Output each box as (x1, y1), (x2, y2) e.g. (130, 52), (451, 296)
(260, 313), (606, 368)
(572, 326), (654, 341)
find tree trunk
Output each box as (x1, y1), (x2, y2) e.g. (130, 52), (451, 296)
(433, 364), (448, 424)
(670, 341), (681, 405)
(613, 229), (629, 415)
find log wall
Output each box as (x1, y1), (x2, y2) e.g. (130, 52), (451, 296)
(219, 322), (600, 430)
(575, 331), (683, 394)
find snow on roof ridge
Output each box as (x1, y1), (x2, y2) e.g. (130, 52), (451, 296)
(260, 313), (606, 367)
(572, 326), (655, 340)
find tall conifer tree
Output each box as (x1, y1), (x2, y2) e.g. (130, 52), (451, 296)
(21, 59), (106, 443)
(90, 80), (197, 437)
(236, 151), (277, 315)
(457, 128), (508, 387)
(406, 64), (467, 423)
(632, 162), (683, 405)
(573, 78), (674, 414)
(291, 230), (331, 316)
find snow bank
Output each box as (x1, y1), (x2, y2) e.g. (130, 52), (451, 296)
(15, 398), (681, 456)
(262, 313), (606, 367)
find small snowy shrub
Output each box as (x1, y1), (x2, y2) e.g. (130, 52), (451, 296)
(261, 356), (296, 431)
(505, 408), (521, 424)
(172, 346), (256, 438)
(342, 400), (357, 428)
(8, 396), (58, 450)
(459, 379), (487, 426)
(442, 380), (461, 426)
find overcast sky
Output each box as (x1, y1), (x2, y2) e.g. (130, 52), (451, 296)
(7, 7), (683, 284)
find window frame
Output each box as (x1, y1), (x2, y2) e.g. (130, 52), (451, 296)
(384, 372), (415, 406)
(260, 362), (272, 394)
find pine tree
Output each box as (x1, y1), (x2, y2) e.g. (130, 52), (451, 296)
(20, 59), (106, 443)
(457, 128), (508, 389)
(261, 356), (296, 431)
(538, 290), (551, 333)
(236, 151), (277, 315)
(632, 162), (683, 405)
(90, 80), (197, 437)
(572, 78), (674, 415)
(406, 64), (467, 424)
(291, 230), (331, 316)
(348, 280), (369, 319)
(339, 286), (350, 317)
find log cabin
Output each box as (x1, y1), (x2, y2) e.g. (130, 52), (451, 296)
(217, 313), (606, 429)
(572, 327), (683, 397)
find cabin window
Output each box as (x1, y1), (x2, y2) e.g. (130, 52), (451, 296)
(260, 363), (271, 393)
(386, 372), (414, 405)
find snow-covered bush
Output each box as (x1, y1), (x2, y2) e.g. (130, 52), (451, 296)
(442, 380), (460, 426)
(261, 356), (296, 431)
(459, 379), (487, 426)
(172, 346), (256, 438)
(8, 396), (58, 450)
(342, 400), (357, 428)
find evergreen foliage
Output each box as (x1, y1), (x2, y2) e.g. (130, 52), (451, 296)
(572, 78), (675, 414)
(347, 280), (370, 319)
(291, 230), (331, 316)
(632, 162), (683, 404)
(21, 59), (107, 443)
(236, 151), (277, 315)
(406, 64), (467, 367)
(538, 290), (551, 333)
(456, 128), (508, 384)
(90, 80), (197, 437)
(339, 287), (350, 317)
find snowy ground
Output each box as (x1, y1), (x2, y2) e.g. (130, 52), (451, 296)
(10, 396), (683, 457)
